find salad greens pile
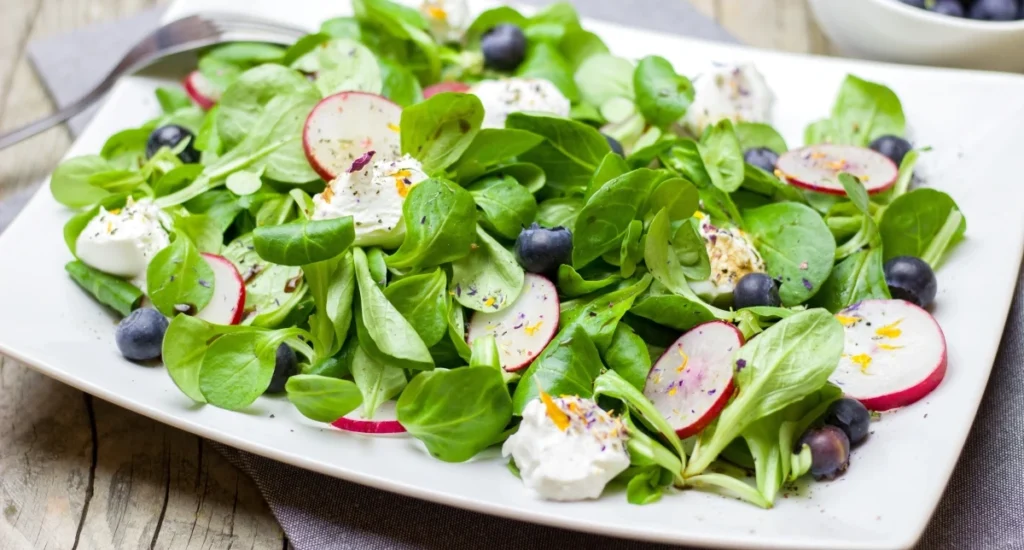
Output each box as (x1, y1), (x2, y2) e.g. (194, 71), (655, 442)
(51, 0), (967, 508)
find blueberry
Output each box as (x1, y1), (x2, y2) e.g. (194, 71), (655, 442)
(266, 344), (298, 394)
(868, 135), (913, 166)
(481, 24), (527, 71)
(969, 0), (1020, 20)
(514, 223), (573, 274)
(732, 273), (781, 309)
(146, 124), (200, 164)
(932, 0), (966, 16)
(604, 134), (625, 157)
(743, 147), (780, 173)
(115, 308), (168, 361)
(897, 0), (927, 7)
(824, 398), (871, 446)
(797, 425), (850, 481)
(884, 256), (937, 308)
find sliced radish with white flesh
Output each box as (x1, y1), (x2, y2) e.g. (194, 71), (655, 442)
(302, 91), (402, 181)
(196, 253), (245, 325)
(423, 82), (470, 98)
(182, 71), (221, 110)
(466, 274), (559, 372)
(643, 321), (742, 439)
(777, 144), (898, 195)
(331, 401), (406, 436)
(830, 299), (947, 411)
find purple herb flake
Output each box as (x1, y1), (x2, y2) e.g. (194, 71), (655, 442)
(348, 151), (376, 173)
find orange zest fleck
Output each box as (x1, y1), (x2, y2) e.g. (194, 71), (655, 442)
(524, 321), (543, 336)
(537, 385), (570, 432)
(322, 185), (335, 204)
(106, 221), (113, 233)
(810, 151), (827, 160)
(878, 343), (903, 351)
(850, 353), (872, 373)
(387, 122), (401, 133)
(393, 169), (413, 198)
(668, 387), (677, 396)
(875, 319), (903, 339)
(835, 314), (859, 327)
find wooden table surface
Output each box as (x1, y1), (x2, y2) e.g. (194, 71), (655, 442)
(0, 1), (833, 548)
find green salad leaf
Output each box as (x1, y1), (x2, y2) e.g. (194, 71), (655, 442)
(253, 216), (355, 266)
(507, 113), (612, 196)
(880, 188), (966, 268)
(467, 174), (538, 240)
(383, 268), (448, 347)
(286, 375), (363, 422)
(686, 309), (844, 476)
(398, 366), (513, 462)
(386, 178), (477, 270)
(572, 168), (660, 268)
(65, 261), (143, 317)
(401, 93), (483, 175)
(451, 226), (525, 312)
(633, 55), (694, 128)
(146, 235), (215, 316)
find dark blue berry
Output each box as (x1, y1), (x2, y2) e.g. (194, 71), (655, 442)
(115, 308), (168, 361)
(884, 256), (937, 308)
(932, 0), (965, 16)
(146, 124), (200, 164)
(266, 344), (298, 394)
(969, 0), (1019, 20)
(897, 0), (927, 7)
(732, 273), (781, 309)
(481, 24), (527, 71)
(515, 223), (572, 275)
(604, 134), (625, 157)
(798, 425), (850, 481)
(743, 147), (780, 173)
(824, 398), (871, 445)
(868, 135), (912, 166)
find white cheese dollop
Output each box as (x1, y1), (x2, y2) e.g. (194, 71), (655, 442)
(683, 63), (773, 136)
(502, 394), (630, 501)
(312, 153), (429, 248)
(420, 0), (470, 43)
(471, 78), (571, 129)
(75, 198), (171, 289)
(689, 212), (766, 302)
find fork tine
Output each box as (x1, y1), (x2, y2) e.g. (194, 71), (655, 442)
(200, 13), (310, 39)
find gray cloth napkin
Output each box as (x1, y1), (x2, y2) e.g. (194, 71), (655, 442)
(12, 2), (1024, 549)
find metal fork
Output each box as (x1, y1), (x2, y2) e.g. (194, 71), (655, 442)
(0, 13), (309, 150)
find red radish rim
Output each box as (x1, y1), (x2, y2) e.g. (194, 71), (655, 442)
(778, 145), (898, 196)
(182, 71), (218, 111)
(465, 274), (560, 373)
(646, 321), (743, 439)
(199, 253), (245, 325)
(840, 299), (948, 411)
(301, 91), (402, 182)
(331, 402), (407, 435)
(423, 82), (471, 98)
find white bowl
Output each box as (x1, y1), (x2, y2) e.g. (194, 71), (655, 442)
(809, 0), (1024, 72)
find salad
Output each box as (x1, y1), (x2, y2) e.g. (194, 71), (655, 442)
(49, 0), (967, 507)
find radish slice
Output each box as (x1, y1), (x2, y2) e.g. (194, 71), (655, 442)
(643, 321), (742, 439)
(302, 91), (402, 181)
(196, 253), (245, 325)
(182, 71), (221, 110)
(777, 144), (898, 195)
(830, 299), (947, 411)
(423, 82), (470, 98)
(466, 274), (559, 372)
(331, 401), (407, 436)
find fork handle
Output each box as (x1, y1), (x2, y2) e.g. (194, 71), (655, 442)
(0, 91), (104, 150)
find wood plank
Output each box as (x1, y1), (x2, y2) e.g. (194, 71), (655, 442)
(0, 1), (283, 548)
(716, 0), (834, 55)
(0, 356), (93, 550)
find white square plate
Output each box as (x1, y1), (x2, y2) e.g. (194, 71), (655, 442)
(1, 1), (1022, 548)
